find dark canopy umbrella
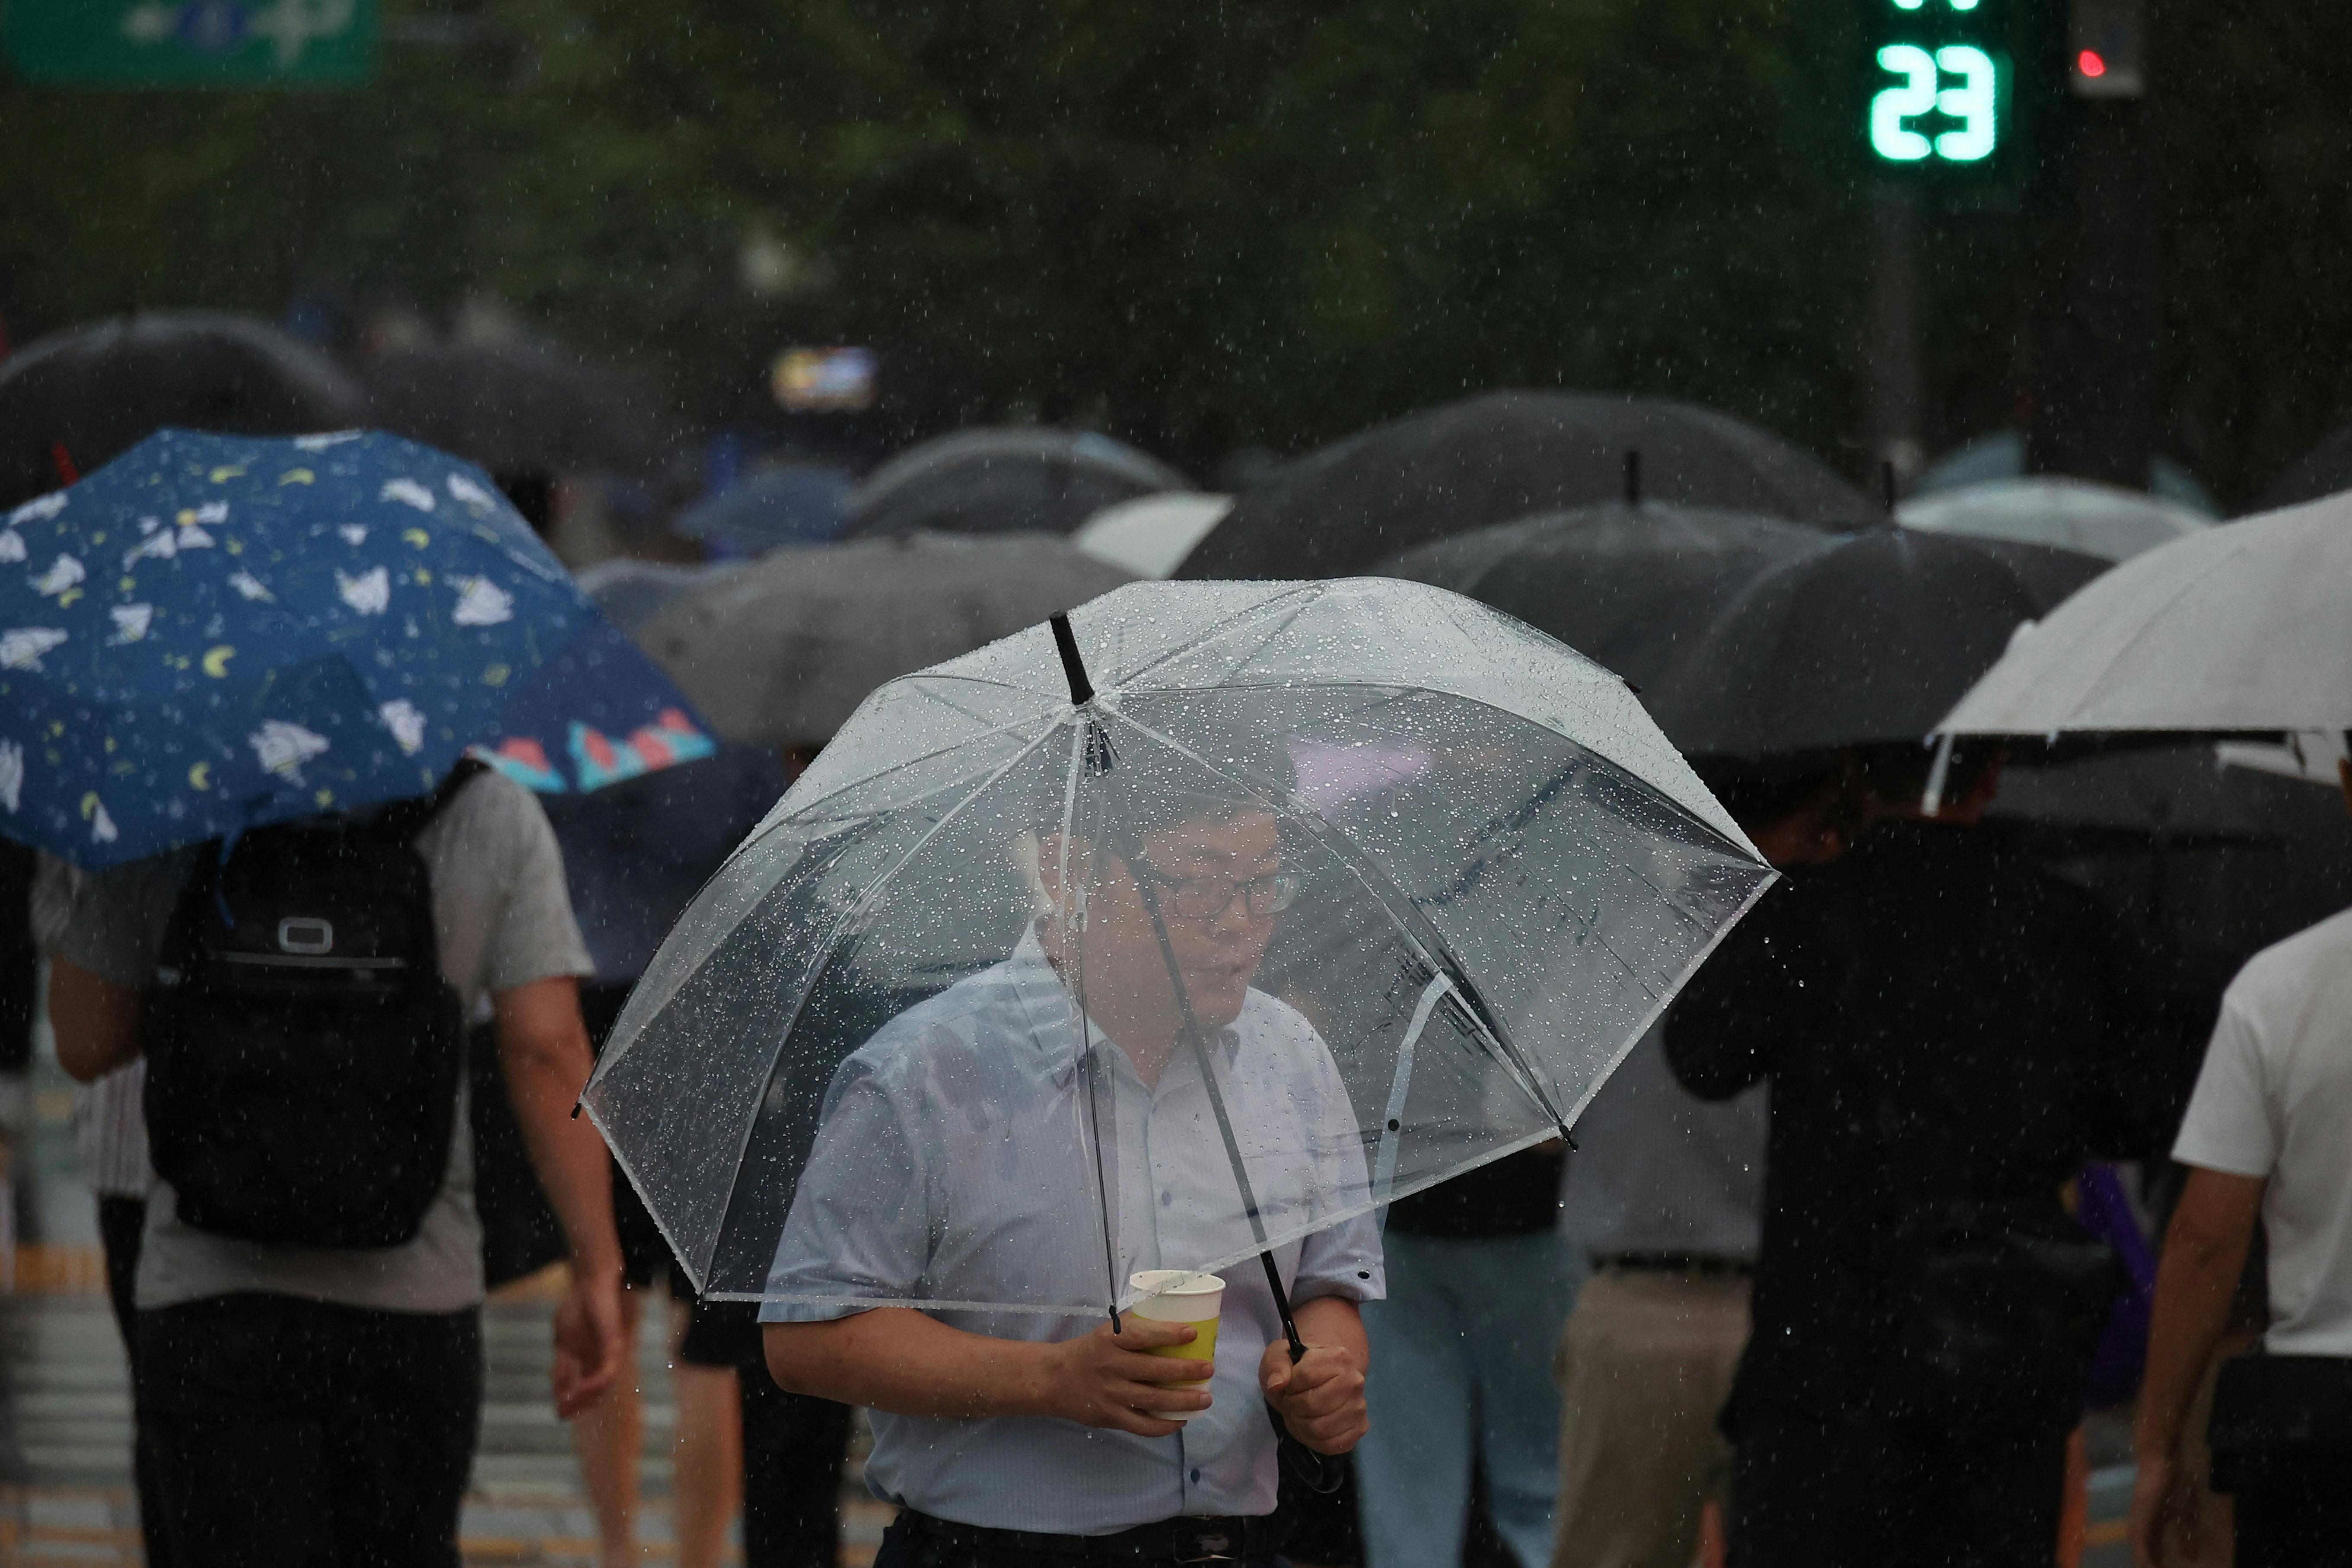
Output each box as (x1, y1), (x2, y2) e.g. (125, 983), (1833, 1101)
(1643, 528), (2106, 758)
(542, 742), (789, 987)
(840, 427), (1188, 539)
(2253, 420), (2352, 512)
(363, 340), (678, 483)
(1377, 500), (1830, 691)
(1180, 391), (1875, 580)
(671, 465), (850, 560)
(0, 312), (368, 505)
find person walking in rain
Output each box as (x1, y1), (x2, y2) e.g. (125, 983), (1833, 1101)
(1664, 744), (2171, 1568)
(761, 738), (1381, 1566)
(2130, 757), (2352, 1568)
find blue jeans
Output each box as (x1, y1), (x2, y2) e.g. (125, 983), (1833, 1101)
(1356, 1230), (1585, 1568)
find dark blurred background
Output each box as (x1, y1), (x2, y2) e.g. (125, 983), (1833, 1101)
(2, 0), (2346, 507)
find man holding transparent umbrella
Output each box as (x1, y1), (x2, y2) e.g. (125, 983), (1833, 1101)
(580, 582), (1777, 1568)
(761, 742), (1381, 1565)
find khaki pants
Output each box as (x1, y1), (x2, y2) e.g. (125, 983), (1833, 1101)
(1550, 1266), (1750, 1568)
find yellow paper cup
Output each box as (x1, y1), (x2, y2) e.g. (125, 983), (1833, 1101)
(1129, 1269), (1225, 1422)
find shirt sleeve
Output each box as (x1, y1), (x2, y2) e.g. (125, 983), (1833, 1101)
(1664, 877), (1826, 1102)
(1292, 1027), (1384, 1305)
(2171, 994), (2276, 1179)
(474, 777), (594, 998)
(761, 1053), (934, 1323)
(53, 852), (195, 990)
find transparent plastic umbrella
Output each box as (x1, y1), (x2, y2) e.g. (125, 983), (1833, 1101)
(584, 579), (1772, 1333)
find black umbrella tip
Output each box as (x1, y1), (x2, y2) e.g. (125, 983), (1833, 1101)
(1623, 449), (1642, 507)
(1049, 612), (1095, 706)
(1881, 459), (1899, 515)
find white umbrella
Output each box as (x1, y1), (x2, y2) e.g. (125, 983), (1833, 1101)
(1938, 492), (2352, 736)
(1071, 492), (1232, 578)
(1898, 476), (2210, 563)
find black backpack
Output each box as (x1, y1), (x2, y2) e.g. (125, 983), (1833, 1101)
(144, 761), (485, 1249)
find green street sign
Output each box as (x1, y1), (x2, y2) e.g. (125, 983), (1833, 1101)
(1863, 0), (2010, 177)
(3, 0), (375, 85)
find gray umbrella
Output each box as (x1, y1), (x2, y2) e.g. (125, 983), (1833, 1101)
(842, 427), (1189, 539)
(634, 531), (1135, 746)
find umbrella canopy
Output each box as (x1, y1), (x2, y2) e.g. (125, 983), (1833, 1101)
(1914, 430), (2222, 515)
(1178, 392), (1874, 580)
(363, 341), (679, 482)
(469, 614), (722, 796)
(1645, 528), (2107, 757)
(841, 428), (1189, 540)
(543, 741), (786, 985)
(1376, 500), (1830, 694)
(582, 577), (1772, 1306)
(637, 532), (1133, 747)
(575, 557), (731, 635)
(1939, 491), (2352, 738)
(1072, 492), (1232, 579)
(671, 466), (851, 560)
(0, 428), (605, 866)
(2253, 421), (2352, 512)
(1898, 476), (2210, 563)
(0, 313), (369, 505)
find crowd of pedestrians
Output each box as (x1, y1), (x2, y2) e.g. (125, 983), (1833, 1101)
(1, 311), (2349, 1568)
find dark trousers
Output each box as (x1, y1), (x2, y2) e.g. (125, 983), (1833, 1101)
(137, 1293), (482, 1568)
(870, 1512), (1289, 1568)
(96, 1196), (175, 1568)
(741, 1363), (854, 1568)
(2233, 1461), (2352, 1568)
(1728, 1406), (2068, 1568)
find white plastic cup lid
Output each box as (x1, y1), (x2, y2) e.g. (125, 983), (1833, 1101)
(1130, 1269), (1223, 1298)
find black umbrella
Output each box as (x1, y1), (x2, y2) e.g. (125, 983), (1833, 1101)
(0, 312), (369, 506)
(839, 426), (1188, 539)
(362, 340), (679, 483)
(1180, 391), (1875, 580)
(1644, 528), (2107, 757)
(2253, 420), (2352, 512)
(1376, 497), (1830, 692)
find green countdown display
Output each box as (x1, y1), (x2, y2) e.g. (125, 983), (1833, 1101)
(1865, 0), (2008, 172)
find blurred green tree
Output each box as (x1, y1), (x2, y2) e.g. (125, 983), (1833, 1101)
(0, 0), (2344, 502)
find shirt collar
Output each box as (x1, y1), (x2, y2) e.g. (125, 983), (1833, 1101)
(1005, 926), (1245, 1090)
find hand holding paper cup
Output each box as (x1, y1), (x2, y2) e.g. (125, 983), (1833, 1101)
(1129, 1269), (1225, 1422)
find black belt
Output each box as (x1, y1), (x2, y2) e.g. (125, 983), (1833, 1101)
(1595, 1250), (1753, 1277)
(900, 1507), (1288, 1562)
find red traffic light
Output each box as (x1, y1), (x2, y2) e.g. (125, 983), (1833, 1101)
(2077, 48), (2108, 78)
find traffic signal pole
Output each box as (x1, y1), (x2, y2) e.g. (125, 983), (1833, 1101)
(2026, 0), (2157, 489)
(1859, 0), (2008, 498)
(1866, 182), (1926, 492)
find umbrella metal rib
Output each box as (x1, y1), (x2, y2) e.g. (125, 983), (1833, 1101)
(1050, 611), (1342, 1490)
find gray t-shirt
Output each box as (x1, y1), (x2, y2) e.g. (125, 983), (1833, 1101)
(58, 770), (593, 1314)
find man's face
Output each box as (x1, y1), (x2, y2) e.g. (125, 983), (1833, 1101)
(1039, 808), (1286, 1041)
(1118, 809), (1286, 1027)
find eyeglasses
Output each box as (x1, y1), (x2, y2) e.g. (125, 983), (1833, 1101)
(1126, 859), (1300, 920)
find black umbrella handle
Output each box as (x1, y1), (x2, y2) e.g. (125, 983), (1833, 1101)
(1050, 612), (1094, 705)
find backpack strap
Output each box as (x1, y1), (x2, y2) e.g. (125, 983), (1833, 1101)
(374, 756), (494, 846)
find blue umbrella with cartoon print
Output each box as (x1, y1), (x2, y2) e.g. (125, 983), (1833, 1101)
(0, 426), (720, 868)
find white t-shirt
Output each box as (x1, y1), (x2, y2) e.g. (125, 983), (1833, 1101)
(2173, 906), (2352, 1357)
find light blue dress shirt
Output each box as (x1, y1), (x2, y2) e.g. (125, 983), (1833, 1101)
(763, 933), (1385, 1534)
